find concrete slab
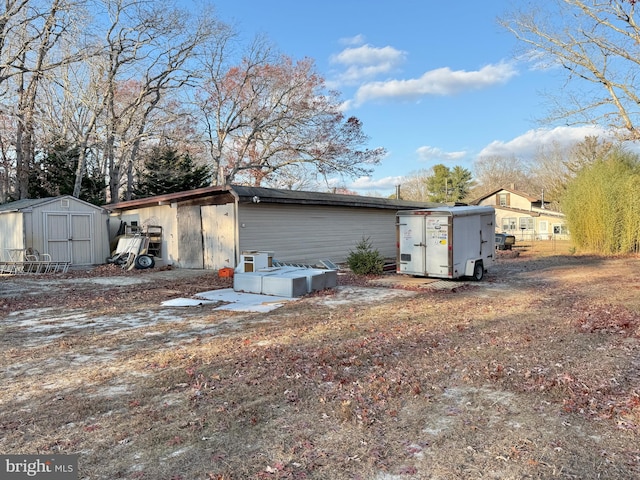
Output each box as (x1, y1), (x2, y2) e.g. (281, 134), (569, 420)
(162, 288), (291, 312)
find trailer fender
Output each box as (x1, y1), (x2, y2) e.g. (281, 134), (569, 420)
(465, 259), (484, 281)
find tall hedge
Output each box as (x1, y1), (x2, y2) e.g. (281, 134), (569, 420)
(562, 150), (640, 254)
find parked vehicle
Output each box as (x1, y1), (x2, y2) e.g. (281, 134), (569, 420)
(495, 233), (516, 250)
(396, 206), (495, 281)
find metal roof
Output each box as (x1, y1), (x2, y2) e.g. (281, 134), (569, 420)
(105, 185), (441, 211)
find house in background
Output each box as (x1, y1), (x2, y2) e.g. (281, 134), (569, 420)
(470, 187), (569, 241)
(106, 185), (439, 270)
(0, 196), (110, 265)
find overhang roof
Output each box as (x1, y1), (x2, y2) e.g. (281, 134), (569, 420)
(105, 185), (441, 212)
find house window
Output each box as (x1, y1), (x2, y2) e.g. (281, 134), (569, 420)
(502, 217), (517, 231)
(519, 217), (534, 230)
(553, 224), (568, 235)
(498, 194), (508, 207)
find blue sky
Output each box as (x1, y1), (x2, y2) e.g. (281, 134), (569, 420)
(199, 1), (609, 196)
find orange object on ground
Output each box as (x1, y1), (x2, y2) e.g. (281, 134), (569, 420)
(218, 267), (234, 278)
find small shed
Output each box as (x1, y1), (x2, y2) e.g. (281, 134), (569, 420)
(106, 185), (439, 270)
(0, 196), (110, 266)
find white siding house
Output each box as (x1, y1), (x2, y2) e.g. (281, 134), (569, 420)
(471, 188), (569, 241)
(0, 196), (110, 265)
(106, 185), (438, 270)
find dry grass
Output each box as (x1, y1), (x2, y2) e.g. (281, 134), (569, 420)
(1, 252), (639, 479)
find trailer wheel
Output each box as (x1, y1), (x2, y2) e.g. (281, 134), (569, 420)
(134, 254), (155, 269)
(472, 261), (484, 281)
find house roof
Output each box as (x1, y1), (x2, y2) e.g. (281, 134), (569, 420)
(469, 187), (542, 205)
(0, 195), (106, 214)
(105, 185), (441, 212)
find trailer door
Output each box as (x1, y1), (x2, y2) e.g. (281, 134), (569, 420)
(398, 214), (425, 274)
(425, 215), (450, 277)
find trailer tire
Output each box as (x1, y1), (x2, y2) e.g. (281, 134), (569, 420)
(472, 261), (484, 281)
(134, 254), (155, 269)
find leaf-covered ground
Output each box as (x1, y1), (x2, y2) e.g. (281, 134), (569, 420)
(1, 247), (639, 479)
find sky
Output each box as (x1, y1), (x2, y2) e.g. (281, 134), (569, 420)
(191, 1), (612, 196)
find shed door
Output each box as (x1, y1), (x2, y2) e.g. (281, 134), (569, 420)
(398, 215), (425, 274)
(202, 203), (235, 270)
(177, 205), (204, 268)
(45, 213), (94, 264)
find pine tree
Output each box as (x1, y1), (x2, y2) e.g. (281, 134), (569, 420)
(133, 147), (211, 198)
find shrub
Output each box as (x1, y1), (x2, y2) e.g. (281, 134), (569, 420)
(347, 237), (385, 275)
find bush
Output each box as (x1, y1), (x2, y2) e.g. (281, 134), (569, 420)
(347, 237), (385, 275)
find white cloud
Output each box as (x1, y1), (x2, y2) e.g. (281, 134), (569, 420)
(348, 175), (405, 191)
(339, 34), (366, 46)
(417, 146), (467, 162)
(353, 62), (518, 105)
(478, 125), (612, 159)
(330, 44), (407, 84)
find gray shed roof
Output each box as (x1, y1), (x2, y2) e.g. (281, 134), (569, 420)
(106, 185), (442, 212)
(0, 197), (58, 213)
(0, 195), (105, 214)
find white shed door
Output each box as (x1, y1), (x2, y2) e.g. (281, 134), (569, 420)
(202, 203), (235, 270)
(45, 213), (94, 264)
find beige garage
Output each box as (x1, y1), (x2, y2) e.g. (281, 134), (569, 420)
(106, 185), (437, 270)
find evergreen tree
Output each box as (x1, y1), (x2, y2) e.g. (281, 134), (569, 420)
(29, 142), (77, 198)
(133, 147), (211, 198)
(424, 164), (473, 203)
(28, 141), (105, 205)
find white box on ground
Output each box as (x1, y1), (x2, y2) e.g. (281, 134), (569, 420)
(304, 269), (327, 291)
(270, 267), (329, 293)
(322, 270), (338, 288)
(261, 274), (308, 297)
(233, 272), (264, 294)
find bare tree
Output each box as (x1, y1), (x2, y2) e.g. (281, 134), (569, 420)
(11, 0), (82, 199)
(399, 169), (432, 202)
(0, 1), (37, 88)
(501, 0), (640, 139)
(197, 39), (385, 187)
(471, 155), (535, 197)
(65, 0), (227, 202)
(529, 135), (616, 206)
(0, 0), (92, 199)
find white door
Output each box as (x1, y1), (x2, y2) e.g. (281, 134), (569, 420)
(45, 213), (94, 264)
(202, 203), (236, 270)
(424, 215), (450, 277)
(398, 215), (425, 274)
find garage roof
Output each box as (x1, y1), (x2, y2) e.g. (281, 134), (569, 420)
(105, 185), (441, 212)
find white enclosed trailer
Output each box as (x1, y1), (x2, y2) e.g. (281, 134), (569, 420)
(396, 206), (495, 280)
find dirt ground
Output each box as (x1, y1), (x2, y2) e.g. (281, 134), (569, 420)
(1, 241), (639, 479)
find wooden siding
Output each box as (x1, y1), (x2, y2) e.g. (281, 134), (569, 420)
(177, 205), (204, 268)
(238, 204), (398, 264)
